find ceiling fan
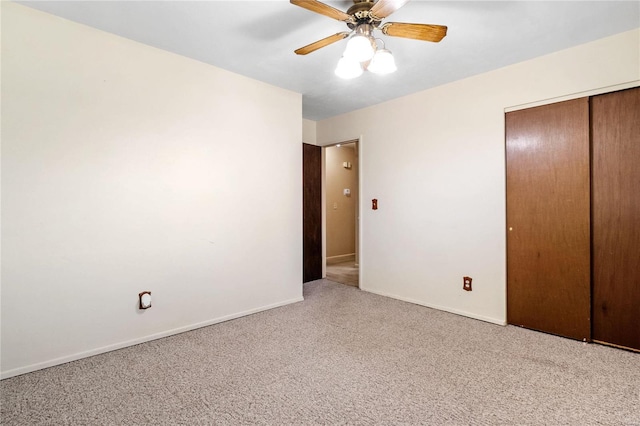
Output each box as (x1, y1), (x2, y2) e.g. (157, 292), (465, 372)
(291, 0), (447, 55)
(291, 0), (447, 78)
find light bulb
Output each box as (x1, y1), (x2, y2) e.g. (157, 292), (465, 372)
(368, 49), (397, 75)
(335, 56), (363, 79)
(343, 34), (375, 63)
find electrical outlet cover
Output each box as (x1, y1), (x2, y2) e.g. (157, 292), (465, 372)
(463, 277), (472, 291)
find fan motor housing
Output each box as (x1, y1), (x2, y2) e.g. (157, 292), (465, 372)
(346, 0), (382, 28)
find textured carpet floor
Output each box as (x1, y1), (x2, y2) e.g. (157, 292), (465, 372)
(1, 279), (639, 425)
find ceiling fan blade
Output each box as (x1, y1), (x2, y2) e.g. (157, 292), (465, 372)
(380, 22), (448, 42)
(295, 32), (351, 55)
(370, 0), (410, 20)
(290, 0), (352, 22)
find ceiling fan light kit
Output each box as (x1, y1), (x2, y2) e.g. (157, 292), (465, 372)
(343, 23), (375, 63)
(291, 0), (447, 80)
(368, 47), (397, 75)
(335, 55), (364, 79)
(335, 39), (397, 78)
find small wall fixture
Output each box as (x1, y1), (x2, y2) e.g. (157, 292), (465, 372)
(139, 291), (152, 309)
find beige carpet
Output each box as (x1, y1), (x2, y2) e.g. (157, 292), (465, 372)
(2, 279), (639, 425)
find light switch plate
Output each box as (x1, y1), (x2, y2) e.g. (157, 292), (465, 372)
(139, 291), (152, 309)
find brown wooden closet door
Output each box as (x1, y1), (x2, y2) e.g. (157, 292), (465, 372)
(506, 98), (591, 341)
(592, 87), (640, 351)
(303, 143), (322, 283)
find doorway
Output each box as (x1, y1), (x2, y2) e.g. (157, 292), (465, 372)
(325, 141), (359, 287)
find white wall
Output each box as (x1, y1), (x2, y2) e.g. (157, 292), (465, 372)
(302, 118), (317, 145)
(1, 3), (302, 378)
(317, 29), (640, 325)
(302, 119), (317, 145)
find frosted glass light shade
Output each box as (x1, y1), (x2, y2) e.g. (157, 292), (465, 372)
(368, 49), (397, 75)
(343, 35), (375, 63)
(335, 56), (363, 79)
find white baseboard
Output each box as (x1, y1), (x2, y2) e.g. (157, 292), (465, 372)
(1, 296), (304, 380)
(361, 287), (506, 326)
(327, 253), (356, 265)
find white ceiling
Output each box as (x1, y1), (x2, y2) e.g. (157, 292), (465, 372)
(18, 1), (640, 120)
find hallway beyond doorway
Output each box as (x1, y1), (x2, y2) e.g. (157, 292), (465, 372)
(326, 260), (358, 287)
